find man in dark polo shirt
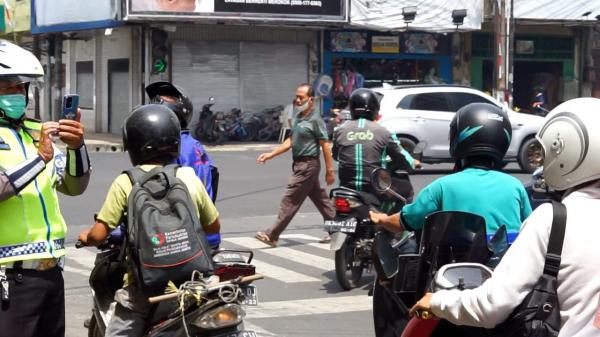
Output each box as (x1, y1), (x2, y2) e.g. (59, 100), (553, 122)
(255, 83), (335, 247)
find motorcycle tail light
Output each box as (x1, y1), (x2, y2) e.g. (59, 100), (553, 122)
(193, 304), (245, 330)
(214, 264), (256, 281)
(335, 197), (352, 213)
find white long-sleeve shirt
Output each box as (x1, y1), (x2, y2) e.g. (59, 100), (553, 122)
(430, 182), (600, 337)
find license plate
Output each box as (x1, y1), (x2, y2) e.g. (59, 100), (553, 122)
(325, 218), (357, 233)
(216, 330), (257, 337)
(241, 285), (258, 306)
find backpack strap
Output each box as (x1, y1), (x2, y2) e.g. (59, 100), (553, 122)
(543, 201), (567, 277)
(123, 166), (146, 186)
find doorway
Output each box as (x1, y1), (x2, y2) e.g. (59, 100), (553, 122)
(108, 59), (130, 134)
(513, 61), (562, 112)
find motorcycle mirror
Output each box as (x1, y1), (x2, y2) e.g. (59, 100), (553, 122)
(372, 168), (393, 193)
(371, 168), (408, 204)
(413, 141), (427, 155)
(209, 96), (215, 104)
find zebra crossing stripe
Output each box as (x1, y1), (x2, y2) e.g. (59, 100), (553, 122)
(224, 237), (334, 271)
(279, 234), (330, 251)
(252, 258), (320, 283)
(246, 295), (372, 319)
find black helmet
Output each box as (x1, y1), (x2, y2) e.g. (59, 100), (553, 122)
(349, 88), (380, 121)
(449, 103), (512, 165)
(145, 81), (193, 129)
(123, 104), (181, 166)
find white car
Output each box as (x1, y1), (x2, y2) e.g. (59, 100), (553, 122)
(374, 85), (544, 172)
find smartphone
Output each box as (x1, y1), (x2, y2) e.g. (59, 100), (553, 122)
(62, 94), (79, 120)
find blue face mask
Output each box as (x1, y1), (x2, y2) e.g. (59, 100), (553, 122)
(0, 94), (26, 121)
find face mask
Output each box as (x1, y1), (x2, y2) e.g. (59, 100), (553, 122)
(0, 94), (26, 121)
(293, 100), (311, 116)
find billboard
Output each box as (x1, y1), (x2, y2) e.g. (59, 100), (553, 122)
(32, 0), (122, 34)
(125, 0), (348, 23)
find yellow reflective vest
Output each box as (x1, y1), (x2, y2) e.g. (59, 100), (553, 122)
(0, 120), (67, 264)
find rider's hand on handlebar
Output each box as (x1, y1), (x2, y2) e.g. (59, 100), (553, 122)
(369, 211), (387, 225)
(414, 159), (422, 169)
(77, 229), (91, 247)
(409, 292), (435, 319)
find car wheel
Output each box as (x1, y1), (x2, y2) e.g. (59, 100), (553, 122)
(518, 137), (543, 173)
(398, 137), (417, 155)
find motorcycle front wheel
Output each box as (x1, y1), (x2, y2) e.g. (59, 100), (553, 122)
(87, 315), (104, 337)
(335, 239), (364, 290)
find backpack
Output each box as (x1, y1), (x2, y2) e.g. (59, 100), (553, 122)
(494, 200), (565, 337)
(124, 164), (214, 295)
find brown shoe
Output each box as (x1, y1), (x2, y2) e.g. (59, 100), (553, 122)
(319, 234), (332, 244)
(255, 231), (278, 247)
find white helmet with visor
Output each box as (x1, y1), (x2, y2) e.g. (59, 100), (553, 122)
(0, 40), (44, 123)
(536, 97), (600, 191)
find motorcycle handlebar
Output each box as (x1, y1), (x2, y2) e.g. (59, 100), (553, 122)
(148, 273), (264, 304)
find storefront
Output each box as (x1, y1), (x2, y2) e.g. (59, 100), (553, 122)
(323, 30), (452, 112)
(168, 25), (316, 116)
(125, 0), (348, 124)
(471, 32), (575, 112)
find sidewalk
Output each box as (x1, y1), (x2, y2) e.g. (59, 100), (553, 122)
(80, 132), (279, 152)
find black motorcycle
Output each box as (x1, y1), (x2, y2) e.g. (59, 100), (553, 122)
(325, 144), (422, 291)
(80, 235), (261, 337)
(369, 167), (509, 337)
(194, 97), (225, 145)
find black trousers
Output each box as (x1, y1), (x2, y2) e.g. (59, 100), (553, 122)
(0, 267), (65, 337)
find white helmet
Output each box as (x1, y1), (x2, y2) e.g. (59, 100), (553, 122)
(0, 40), (44, 85)
(536, 97), (600, 191)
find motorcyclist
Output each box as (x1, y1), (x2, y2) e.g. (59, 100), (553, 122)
(409, 98), (600, 337)
(370, 102), (532, 242)
(78, 104), (221, 337)
(333, 88), (418, 206)
(145, 81), (217, 202)
(0, 41), (90, 337)
(532, 85), (548, 116)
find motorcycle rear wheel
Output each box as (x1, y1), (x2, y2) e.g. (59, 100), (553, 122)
(335, 239), (364, 290)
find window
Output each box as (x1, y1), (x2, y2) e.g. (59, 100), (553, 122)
(406, 93), (451, 112)
(450, 93), (496, 111)
(75, 61), (93, 109)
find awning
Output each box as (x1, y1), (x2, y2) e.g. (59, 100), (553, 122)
(350, 0), (483, 32)
(514, 0), (600, 21)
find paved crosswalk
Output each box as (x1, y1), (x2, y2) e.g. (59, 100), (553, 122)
(64, 232), (375, 336)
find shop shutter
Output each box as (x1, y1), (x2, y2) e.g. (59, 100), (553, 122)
(172, 41), (240, 116)
(240, 42), (307, 113)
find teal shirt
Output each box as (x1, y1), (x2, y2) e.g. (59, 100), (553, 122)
(291, 110), (329, 158)
(401, 168), (532, 235)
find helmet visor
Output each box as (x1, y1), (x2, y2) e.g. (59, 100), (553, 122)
(0, 75), (44, 90)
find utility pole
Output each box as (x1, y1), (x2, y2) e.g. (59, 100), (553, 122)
(506, 0), (514, 108)
(493, 0), (507, 105)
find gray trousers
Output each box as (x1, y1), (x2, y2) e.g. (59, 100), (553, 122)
(105, 285), (153, 337)
(266, 157), (335, 241)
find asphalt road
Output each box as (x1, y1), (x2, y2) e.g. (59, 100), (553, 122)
(60, 150), (531, 337)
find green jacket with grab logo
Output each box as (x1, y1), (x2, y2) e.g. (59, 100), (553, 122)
(0, 120), (67, 264)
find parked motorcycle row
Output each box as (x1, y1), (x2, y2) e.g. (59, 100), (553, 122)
(194, 97), (285, 145)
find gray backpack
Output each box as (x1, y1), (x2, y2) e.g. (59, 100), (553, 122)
(124, 164), (214, 295)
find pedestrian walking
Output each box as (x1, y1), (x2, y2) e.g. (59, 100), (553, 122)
(255, 84), (335, 247)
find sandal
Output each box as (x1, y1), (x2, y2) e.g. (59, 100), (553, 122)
(255, 231), (278, 247)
